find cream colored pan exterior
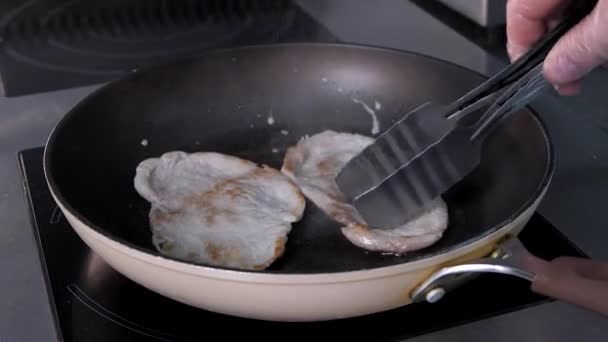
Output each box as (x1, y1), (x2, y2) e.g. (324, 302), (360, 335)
(49, 184), (546, 322)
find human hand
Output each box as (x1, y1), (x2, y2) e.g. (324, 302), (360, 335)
(530, 256), (608, 316)
(506, 0), (608, 95)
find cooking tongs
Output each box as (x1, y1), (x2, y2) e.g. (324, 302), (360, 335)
(335, 0), (597, 229)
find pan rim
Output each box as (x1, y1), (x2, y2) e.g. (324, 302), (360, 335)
(43, 41), (556, 278)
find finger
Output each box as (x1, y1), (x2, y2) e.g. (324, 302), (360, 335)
(544, 1), (608, 86)
(532, 273), (608, 316)
(554, 81), (582, 96)
(548, 256), (608, 280)
(531, 256), (608, 316)
(507, 0), (573, 60)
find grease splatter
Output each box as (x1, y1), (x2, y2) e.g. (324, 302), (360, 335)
(375, 100), (382, 111)
(352, 98), (380, 135)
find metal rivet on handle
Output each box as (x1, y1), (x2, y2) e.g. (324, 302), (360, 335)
(425, 287), (445, 303)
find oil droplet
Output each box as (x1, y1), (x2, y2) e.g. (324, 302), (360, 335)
(375, 100), (382, 110)
(352, 98), (380, 135)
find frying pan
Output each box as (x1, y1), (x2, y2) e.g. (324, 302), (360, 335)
(43, 43), (601, 321)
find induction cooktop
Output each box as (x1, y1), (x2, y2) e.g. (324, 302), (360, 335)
(0, 0), (337, 96)
(18, 146), (587, 341)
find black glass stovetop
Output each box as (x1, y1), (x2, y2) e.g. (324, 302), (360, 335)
(0, 0), (338, 96)
(19, 147), (587, 342)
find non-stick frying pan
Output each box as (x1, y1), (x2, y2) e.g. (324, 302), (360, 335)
(43, 43), (604, 321)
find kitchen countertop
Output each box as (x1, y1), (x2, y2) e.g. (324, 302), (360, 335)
(1, 0), (607, 341)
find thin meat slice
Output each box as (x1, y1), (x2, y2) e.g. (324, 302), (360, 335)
(134, 151), (305, 270)
(281, 130), (448, 254)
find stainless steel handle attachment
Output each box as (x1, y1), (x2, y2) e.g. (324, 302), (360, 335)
(411, 238), (535, 303)
(410, 237), (608, 317)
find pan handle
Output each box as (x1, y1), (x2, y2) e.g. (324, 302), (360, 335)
(410, 238), (608, 316)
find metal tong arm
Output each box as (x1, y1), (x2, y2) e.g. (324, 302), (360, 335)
(470, 63), (549, 141)
(445, 0), (598, 121)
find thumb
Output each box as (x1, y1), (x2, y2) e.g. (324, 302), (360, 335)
(544, 3), (608, 86)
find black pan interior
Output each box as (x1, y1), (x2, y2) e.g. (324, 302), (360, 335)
(44, 43), (553, 274)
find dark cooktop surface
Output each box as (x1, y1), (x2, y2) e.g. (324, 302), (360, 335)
(18, 147), (587, 341)
(0, 0), (337, 96)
